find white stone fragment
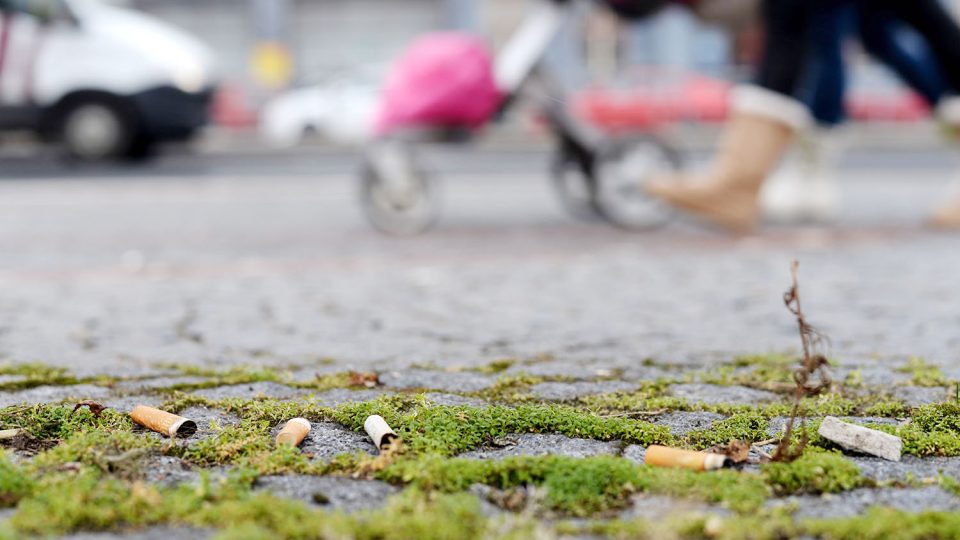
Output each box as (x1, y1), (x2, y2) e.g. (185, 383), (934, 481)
(817, 416), (902, 461)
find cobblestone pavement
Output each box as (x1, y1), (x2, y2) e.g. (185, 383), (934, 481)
(1, 163), (960, 537)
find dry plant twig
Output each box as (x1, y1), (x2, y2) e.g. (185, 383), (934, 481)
(772, 261), (832, 463)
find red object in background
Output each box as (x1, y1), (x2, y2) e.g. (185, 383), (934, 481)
(574, 70), (932, 134)
(846, 91), (929, 122)
(573, 72), (730, 133)
(211, 81), (259, 128)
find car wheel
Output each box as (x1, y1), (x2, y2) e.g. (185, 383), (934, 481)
(58, 99), (135, 161)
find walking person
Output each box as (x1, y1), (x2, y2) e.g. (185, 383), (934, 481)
(645, 0), (960, 232)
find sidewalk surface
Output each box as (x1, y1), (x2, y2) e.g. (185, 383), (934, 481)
(0, 160), (959, 537)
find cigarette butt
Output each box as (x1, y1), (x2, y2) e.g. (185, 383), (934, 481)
(130, 405), (197, 438)
(276, 418), (311, 446)
(644, 445), (730, 471)
(363, 415), (397, 450)
(0, 429), (20, 440)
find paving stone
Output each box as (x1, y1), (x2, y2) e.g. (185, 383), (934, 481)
(272, 421), (377, 461)
(622, 444), (647, 464)
(773, 487), (960, 519)
(892, 386), (948, 407)
(667, 384), (780, 406)
(850, 455), (960, 482)
(529, 381), (637, 401)
(653, 411), (726, 436)
(100, 395), (165, 413)
(378, 369), (495, 392)
(307, 388), (386, 407)
(423, 392), (488, 407)
(112, 376), (211, 393)
(63, 528), (214, 540)
(458, 434), (619, 460)
(0, 375), (28, 386)
(621, 494), (727, 519)
(142, 456), (207, 487)
(0, 384), (113, 407)
(255, 475), (398, 512)
(190, 382), (309, 400)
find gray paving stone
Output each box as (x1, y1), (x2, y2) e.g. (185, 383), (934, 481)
(307, 388), (386, 407)
(892, 386), (948, 407)
(255, 475), (398, 512)
(100, 395), (165, 413)
(190, 382), (309, 400)
(529, 381), (637, 401)
(0, 384), (113, 407)
(458, 434), (620, 460)
(850, 455), (960, 482)
(622, 445), (647, 464)
(654, 411), (727, 436)
(423, 392), (488, 407)
(621, 494), (727, 519)
(273, 421), (377, 461)
(112, 376), (211, 393)
(668, 383), (780, 405)
(378, 369), (495, 392)
(773, 487), (960, 519)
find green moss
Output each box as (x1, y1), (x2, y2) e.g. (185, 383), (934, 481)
(0, 404), (133, 441)
(762, 450), (864, 495)
(862, 400), (909, 418)
(0, 363), (115, 391)
(384, 454), (769, 516)
(911, 402), (960, 433)
(333, 399), (674, 457)
(468, 359), (516, 374)
(896, 357), (948, 387)
(686, 412), (768, 449)
(0, 452), (33, 507)
(805, 507), (960, 540)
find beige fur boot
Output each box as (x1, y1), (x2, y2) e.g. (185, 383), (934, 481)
(645, 86), (811, 232)
(930, 97), (960, 229)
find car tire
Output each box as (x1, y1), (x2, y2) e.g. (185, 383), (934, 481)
(57, 98), (138, 161)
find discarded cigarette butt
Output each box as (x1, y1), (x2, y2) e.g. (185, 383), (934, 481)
(644, 445), (730, 471)
(130, 406), (197, 438)
(364, 415), (398, 450)
(817, 416), (902, 461)
(276, 418), (311, 446)
(0, 429), (20, 440)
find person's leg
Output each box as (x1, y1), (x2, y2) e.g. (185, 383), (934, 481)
(644, 0), (821, 232)
(762, 2), (850, 222)
(861, 0), (960, 228)
(866, 0), (960, 96)
(858, 8), (944, 105)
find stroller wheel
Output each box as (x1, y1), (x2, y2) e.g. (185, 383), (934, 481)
(359, 141), (439, 235)
(550, 148), (605, 222)
(591, 136), (682, 230)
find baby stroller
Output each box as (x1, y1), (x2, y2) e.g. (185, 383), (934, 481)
(359, 0), (681, 234)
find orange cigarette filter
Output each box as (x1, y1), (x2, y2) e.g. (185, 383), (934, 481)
(276, 418), (311, 446)
(130, 405), (197, 438)
(644, 445), (729, 471)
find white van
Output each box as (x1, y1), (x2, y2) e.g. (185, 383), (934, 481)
(0, 0), (216, 159)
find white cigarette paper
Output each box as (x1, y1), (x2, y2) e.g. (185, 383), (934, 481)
(364, 415), (398, 450)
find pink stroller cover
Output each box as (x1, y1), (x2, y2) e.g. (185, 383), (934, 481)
(375, 33), (503, 136)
